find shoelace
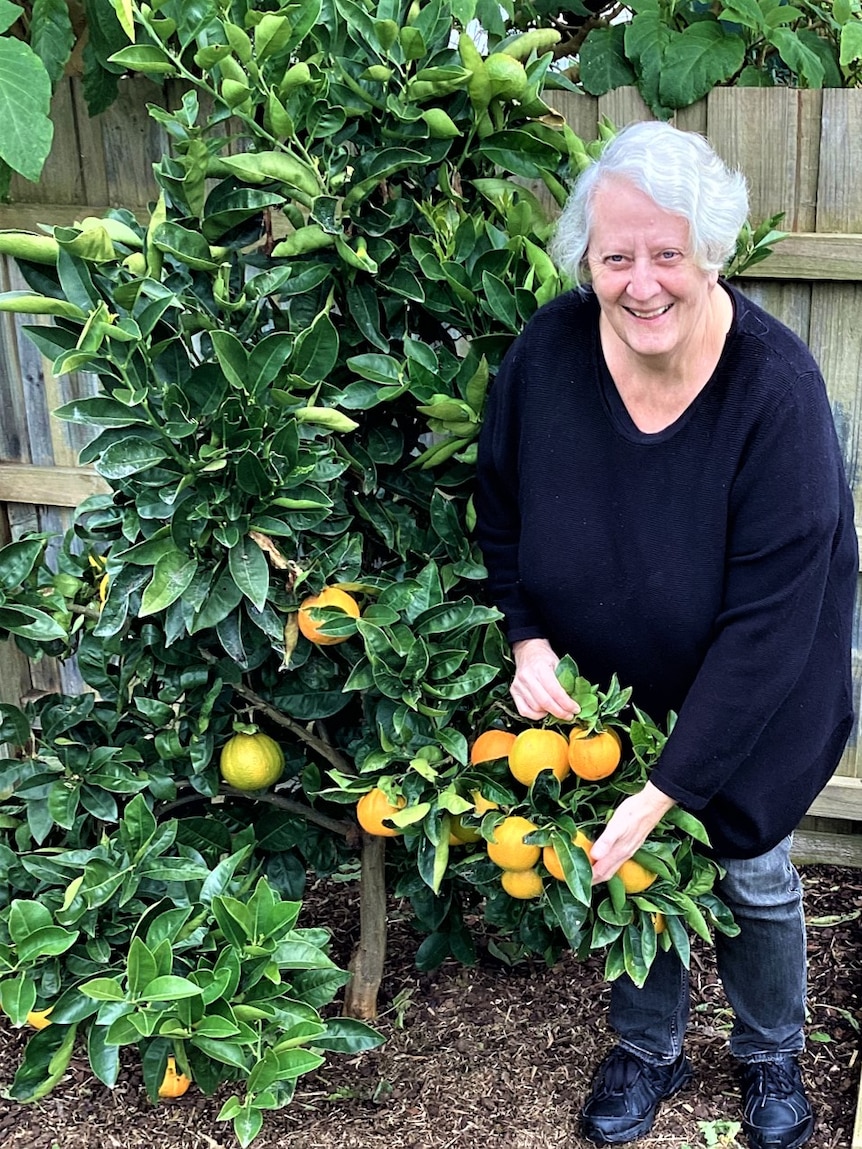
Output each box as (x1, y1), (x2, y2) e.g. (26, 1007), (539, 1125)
(598, 1051), (650, 1094)
(746, 1061), (798, 1099)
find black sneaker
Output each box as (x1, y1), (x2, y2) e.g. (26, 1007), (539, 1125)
(740, 1057), (814, 1149)
(580, 1046), (693, 1145)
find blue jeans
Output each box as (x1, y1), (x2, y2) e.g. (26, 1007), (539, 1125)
(609, 835), (807, 1065)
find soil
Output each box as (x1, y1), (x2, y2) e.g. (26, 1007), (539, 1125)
(0, 863), (859, 1149)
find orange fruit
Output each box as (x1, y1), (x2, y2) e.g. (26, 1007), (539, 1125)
(219, 732), (284, 791)
(470, 728), (517, 764)
(568, 727), (622, 780)
(542, 843), (565, 881)
(356, 787), (406, 837)
(652, 913), (666, 934)
(501, 868), (544, 899)
(508, 728), (570, 787)
(158, 1055), (192, 1099)
(486, 815), (540, 872)
(297, 587), (360, 645)
(616, 858), (657, 893)
(543, 831), (593, 881)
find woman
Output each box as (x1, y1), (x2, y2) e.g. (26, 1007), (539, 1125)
(475, 121), (856, 1149)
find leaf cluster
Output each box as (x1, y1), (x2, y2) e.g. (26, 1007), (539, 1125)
(0, 791), (379, 1145)
(571, 0), (862, 119)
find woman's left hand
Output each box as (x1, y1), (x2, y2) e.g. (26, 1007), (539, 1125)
(589, 782), (677, 884)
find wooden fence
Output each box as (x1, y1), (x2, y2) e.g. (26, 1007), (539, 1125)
(1, 79), (862, 850)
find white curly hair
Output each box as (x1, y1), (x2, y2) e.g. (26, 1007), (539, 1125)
(549, 120), (750, 287)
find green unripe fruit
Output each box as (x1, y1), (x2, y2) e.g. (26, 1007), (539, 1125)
(485, 54), (528, 100)
(421, 108), (462, 139)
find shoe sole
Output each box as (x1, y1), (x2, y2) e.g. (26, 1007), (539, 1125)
(743, 1114), (815, 1149)
(580, 1060), (694, 1145)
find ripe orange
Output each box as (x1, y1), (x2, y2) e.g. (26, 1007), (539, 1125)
(219, 731), (284, 790)
(470, 728), (517, 764)
(158, 1055), (192, 1098)
(356, 787), (406, 837)
(486, 815), (540, 871)
(508, 728), (570, 787)
(652, 913), (666, 934)
(501, 868), (544, 899)
(297, 586), (360, 645)
(543, 831), (593, 881)
(568, 727), (622, 780)
(617, 858), (657, 893)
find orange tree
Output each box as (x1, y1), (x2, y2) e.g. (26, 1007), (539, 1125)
(0, 0), (771, 1137)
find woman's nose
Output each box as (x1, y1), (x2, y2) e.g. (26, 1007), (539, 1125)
(626, 257), (660, 300)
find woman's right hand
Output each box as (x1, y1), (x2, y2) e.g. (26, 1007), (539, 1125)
(510, 638), (580, 721)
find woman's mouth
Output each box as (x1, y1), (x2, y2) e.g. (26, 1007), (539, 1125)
(624, 304), (673, 319)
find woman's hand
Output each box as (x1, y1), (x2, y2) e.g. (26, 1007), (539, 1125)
(510, 638), (579, 721)
(589, 782), (676, 884)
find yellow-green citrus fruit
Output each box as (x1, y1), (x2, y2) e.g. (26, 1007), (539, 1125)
(487, 815), (540, 871)
(356, 787), (406, 837)
(297, 586), (360, 645)
(501, 868), (544, 899)
(219, 732), (284, 791)
(485, 53), (529, 100)
(449, 815), (482, 845)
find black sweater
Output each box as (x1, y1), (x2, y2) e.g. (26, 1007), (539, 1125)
(475, 285), (857, 857)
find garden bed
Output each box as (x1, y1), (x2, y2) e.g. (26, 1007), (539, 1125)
(0, 863), (859, 1149)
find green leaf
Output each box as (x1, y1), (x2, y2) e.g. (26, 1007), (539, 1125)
(658, 24), (746, 109)
(152, 221), (219, 269)
(0, 538), (45, 588)
(80, 977), (126, 1002)
(228, 536), (270, 613)
(140, 550), (198, 616)
(0, 974), (38, 1025)
(8, 1020), (78, 1102)
(97, 436), (170, 479)
(308, 1016), (384, 1053)
(53, 396), (149, 427)
(579, 24), (636, 95)
(840, 20), (862, 65)
(108, 44), (176, 75)
(767, 27), (825, 86)
(87, 1022), (121, 1087)
(30, 0), (76, 85)
(0, 39), (53, 183)
(139, 975), (204, 1002)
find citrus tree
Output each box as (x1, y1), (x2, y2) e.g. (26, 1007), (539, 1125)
(0, 0), (773, 1138)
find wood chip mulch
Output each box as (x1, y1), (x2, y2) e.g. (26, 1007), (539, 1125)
(1, 863), (859, 1149)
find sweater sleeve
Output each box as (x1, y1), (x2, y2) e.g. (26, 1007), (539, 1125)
(474, 339), (547, 644)
(649, 370), (854, 810)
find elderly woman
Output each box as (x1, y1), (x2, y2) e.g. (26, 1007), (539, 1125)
(475, 121), (856, 1148)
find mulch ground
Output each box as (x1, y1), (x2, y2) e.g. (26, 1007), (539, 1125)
(0, 863), (859, 1149)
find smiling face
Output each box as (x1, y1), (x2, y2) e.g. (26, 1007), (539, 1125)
(586, 176), (720, 369)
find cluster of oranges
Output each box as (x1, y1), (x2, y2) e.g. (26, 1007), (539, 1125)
(354, 722), (658, 903)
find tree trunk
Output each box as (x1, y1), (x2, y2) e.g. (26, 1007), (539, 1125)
(343, 832), (387, 1019)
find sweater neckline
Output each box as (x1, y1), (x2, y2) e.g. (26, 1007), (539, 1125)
(592, 283), (739, 445)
